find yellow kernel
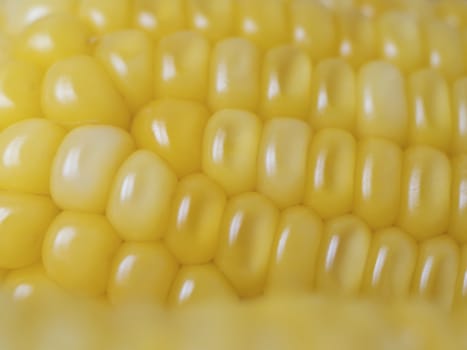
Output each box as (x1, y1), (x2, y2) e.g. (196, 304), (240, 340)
(0, 119), (66, 195)
(208, 38), (260, 112)
(235, 0), (287, 50)
(452, 77), (467, 154)
(362, 227), (417, 300)
(108, 242), (178, 305)
(186, 0), (233, 42)
(310, 58), (356, 132)
(168, 264), (238, 307)
(215, 192), (279, 297)
(78, 0), (130, 35)
(41, 55), (131, 129)
(408, 69), (452, 151)
(449, 155), (467, 242)
(2, 265), (61, 303)
(455, 244), (467, 306)
(267, 206), (323, 293)
(0, 192), (58, 269)
(289, 0), (337, 61)
(257, 118), (311, 208)
(424, 20), (465, 81)
(377, 11), (422, 73)
(398, 146), (451, 240)
(106, 150), (178, 241)
(165, 173), (226, 264)
(51, 125), (135, 213)
(305, 128), (357, 219)
(412, 236), (459, 309)
(132, 0), (185, 40)
(3, 0), (76, 35)
(316, 214), (371, 296)
(259, 45), (312, 120)
(356, 61), (408, 146)
(202, 109), (262, 196)
(0, 60), (43, 130)
(337, 10), (377, 67)
(154, 31), (210, 102)
(131, 99), (209, 177)
(14, 14), (92, 71)
(42, 211), (121, 297)
(94, 29), (154, 113)
(354, 137), (402, 229)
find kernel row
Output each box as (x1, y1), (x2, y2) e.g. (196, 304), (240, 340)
(3, 0), (466, 76)
(2, 207), (467, 310)
(0, 115), (465, 244)
(2, 46), (467, 155)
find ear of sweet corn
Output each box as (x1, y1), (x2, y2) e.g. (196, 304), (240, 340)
(0, 0), (466, 349)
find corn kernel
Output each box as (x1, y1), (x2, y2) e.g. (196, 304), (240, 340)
(94, 29), (154, 113)
(257, 118), (311, 208)
(41, 55), (131, 129)
(51, 125), (135, 213)
(2, 265), (61, 303)
(14, 14), (91, 71)
(131, 99), (209, 177)
(0, 192), (58, 269)
(42, 211), (121, 296)
(289, 0), (337, 62)
(106, 150), (178, 241)
(412, 236), (459, 309)
(266, 206), (323, 293)
(186, 0), (233, 42)
(398, 146), (451, 240)
(452, 77), (467, 154)
(235, 0), (287, 50)
(455, 244), (467, 306)
(3, 0), (76, 35)
(108, 242), (178, 305)
(449, 155), (467, 242)
(168, 264), (238, 307)
(216, 192), (279, 297)
(356, 61), (408, 146)
(165, 173), (226, 264)
(259, 45), (312, 120)
(0, 60), (43, 130)
(202, 109), (262, 196)
(362, 227), (417, 300)
(154, 31), (210, 102)
(424, 20), (465, 81)
(337, 10), (377, 67)
(316, 214), (371, 296)
(78, 0), (130, 35)
(377, 11), (422, 73)
(408, 69), (452, 151)
(305, 128), (356, 219)
(310, 58), (356, 132)
(208, 38), (260, 112)
(354, 137), (402, 229)
(0, 119), (65, 195)
(132, 0), (185, 40)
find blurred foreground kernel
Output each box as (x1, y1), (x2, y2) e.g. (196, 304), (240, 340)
(78, 0), (130, 35)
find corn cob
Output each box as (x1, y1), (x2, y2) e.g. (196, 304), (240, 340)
(0, 0), (466, 349)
